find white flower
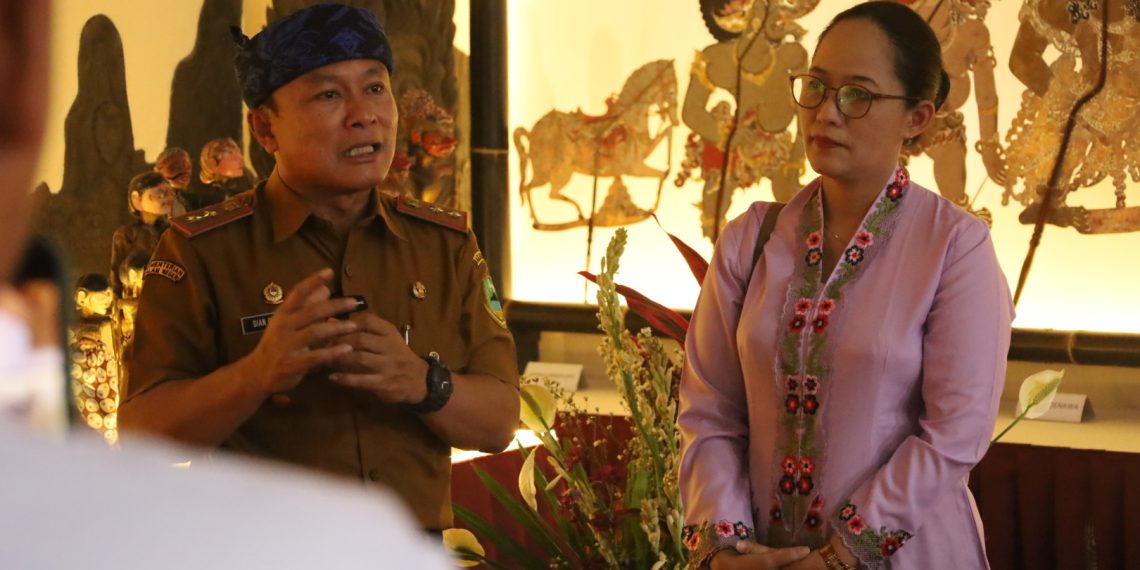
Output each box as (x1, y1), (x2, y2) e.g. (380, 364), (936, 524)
(442, 528), (485, 567)
(519, 383), (557, 433)
(519, 446), (538, 512)
(1017, 369), (1064, 419)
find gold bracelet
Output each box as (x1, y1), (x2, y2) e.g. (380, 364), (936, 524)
(819, 543), (858, 570)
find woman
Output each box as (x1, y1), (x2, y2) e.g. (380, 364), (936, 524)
(678, 3), (1013, 569)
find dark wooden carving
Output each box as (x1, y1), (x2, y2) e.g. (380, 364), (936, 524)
(165, 0), (245, 183)
(32, 15), (147, 279)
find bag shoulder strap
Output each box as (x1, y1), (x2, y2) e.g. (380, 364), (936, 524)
(750, 202), (784, 273)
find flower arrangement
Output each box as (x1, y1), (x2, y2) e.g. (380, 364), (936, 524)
(451, 228), (690, 569)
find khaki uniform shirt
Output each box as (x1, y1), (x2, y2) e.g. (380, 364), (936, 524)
(125, 172), (518, 529)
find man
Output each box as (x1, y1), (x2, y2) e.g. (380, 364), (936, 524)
(121, 4), (520, 532)
(0, 2), (450, 567)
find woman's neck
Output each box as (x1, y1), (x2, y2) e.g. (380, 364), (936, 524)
(820, 166), (897, 232)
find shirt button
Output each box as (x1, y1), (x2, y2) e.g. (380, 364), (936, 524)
(343, 265), (354, 278)
(368, 469), (382, 481)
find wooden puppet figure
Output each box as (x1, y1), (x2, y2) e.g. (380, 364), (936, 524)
(110, 172), (172, 298)
(199, 137), (256, 203)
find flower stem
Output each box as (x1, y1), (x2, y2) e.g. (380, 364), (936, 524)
(991, 408), (1030, 444)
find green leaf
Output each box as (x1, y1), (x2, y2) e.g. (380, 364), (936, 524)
(627, 464), (651, 507)
(473, 466), (575, 565)
(534, 463), (587, 559)
(454, 547), (512, 570)
(453, 503), (546, 570)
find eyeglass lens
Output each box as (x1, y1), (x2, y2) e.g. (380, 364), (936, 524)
(791, 76), (874, 119)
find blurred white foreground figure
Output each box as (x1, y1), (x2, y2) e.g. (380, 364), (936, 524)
(0, 425), (452, 569)
(0, 2), (448, 568)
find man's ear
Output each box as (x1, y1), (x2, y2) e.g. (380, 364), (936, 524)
(247, 108), (279, 154)
(0, 0), (51, 150)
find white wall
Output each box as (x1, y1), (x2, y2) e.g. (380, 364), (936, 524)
(37, 1), (207, 191)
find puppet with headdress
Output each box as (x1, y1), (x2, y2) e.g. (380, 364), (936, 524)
(154, 147), (194, 216)
(199, 137), (256, 202)
(1000, 0), (1140, 233)
(677, 0), (818, 241)
(894, 0), (999, 226)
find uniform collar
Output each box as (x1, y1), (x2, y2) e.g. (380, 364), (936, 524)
(263, 171), (406, 243)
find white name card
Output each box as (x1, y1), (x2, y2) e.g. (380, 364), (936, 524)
(523, 361), (583, 393)
(1031, 392), (1092, 423)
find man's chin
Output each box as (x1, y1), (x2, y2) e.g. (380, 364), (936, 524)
(328, 175), (385, 194)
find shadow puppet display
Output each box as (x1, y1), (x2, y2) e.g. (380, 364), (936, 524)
(1000, 0), (1140, 233)
(676, 0), (818, 242)
(896, 0), (1002, 226)
(515, 59), (678, 231)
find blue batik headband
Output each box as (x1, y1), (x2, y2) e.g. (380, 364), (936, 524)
(232, 3), (395, 108)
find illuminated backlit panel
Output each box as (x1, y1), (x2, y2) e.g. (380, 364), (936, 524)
(507, 0), (1140, 333)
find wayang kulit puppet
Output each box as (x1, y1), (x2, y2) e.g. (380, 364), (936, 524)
(676, 0), (819, 241)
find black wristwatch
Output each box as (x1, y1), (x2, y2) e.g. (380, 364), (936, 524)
(410, 351), (453, 413)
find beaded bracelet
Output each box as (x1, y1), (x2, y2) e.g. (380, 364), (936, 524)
(818, 543), (857, 570)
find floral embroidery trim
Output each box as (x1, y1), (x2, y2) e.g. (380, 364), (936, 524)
(682, 519), (756, 568)
(768, 168), (910, 548)
(835, 502), (914, 564)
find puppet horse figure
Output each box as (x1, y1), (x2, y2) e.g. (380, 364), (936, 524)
(515, 59), (678, 229)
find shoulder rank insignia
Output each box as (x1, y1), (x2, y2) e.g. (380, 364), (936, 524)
(170, 193), (254, 238)
(395, 194), (467, 233)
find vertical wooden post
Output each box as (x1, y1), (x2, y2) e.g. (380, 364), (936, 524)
(469, 0), (511, 298)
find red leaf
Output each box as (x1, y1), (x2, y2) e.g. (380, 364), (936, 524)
(652, 213), (708, 285)
(579, 271), (689, 343)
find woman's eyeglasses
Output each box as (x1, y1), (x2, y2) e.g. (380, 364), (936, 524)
(789, 74), (920, 119)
